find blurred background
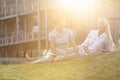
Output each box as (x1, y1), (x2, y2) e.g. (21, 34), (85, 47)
(0, 0), (120, 62)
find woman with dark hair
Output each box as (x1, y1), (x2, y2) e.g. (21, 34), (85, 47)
(26, 16), (79, 63)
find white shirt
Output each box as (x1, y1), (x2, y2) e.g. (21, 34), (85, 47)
(49, 28), (74, 49)
(82, 30), (107, 53)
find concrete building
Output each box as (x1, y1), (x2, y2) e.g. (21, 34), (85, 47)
(0, 0), (120, 63)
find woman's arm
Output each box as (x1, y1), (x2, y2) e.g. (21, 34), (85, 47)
(70, 36), (79, 55)
(83, 45), (92, 55)
(49, 31), (58, 56)
(82, 30), (94, 55)
(49, 40), (57, 55)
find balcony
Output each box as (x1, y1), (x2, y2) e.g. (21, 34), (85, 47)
(0, 31), (46, 47)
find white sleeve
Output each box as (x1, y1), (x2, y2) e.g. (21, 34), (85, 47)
(82, 30), (93, 46)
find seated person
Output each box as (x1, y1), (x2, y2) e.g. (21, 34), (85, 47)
(78, 18), (115, 56)
(26, 16), (79, 63)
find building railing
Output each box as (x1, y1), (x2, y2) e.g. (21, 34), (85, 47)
(0, 31), (46, 47)
(0, 0), (38, 18)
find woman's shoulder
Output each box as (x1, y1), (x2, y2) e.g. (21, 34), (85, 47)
(64, 28), (72, 31)
(64, 28), (73, 33)
(90, 29), (98, 32)
(49, 29), (57, 36)
(89, 29), (98, 34)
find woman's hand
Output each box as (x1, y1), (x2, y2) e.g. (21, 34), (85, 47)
(83, 46), (92, 55)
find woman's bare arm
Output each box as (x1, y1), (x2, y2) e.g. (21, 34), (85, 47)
(83, 45), (92, 55)
(70, 36), (79, 55)
(49, 40), (57, 55)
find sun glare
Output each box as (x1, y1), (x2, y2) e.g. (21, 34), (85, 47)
(59, 0), (77, 10)
(58, 0), (97, 11)
(79, 0), (96, 10)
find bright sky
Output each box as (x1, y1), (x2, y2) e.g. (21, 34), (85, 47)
(57, 0), (98, 11)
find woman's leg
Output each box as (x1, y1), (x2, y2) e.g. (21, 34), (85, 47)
(25, 53), (42, 61)
(53, 48), (69, 61)
(26, 50), (47, 61)
(29, 56), (45, 63)
(53, 48), (77, 61)
(29, 51), (56, 63)
(53, 55), (65, 62)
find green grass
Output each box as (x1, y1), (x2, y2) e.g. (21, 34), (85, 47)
(0, 49), (120, 80)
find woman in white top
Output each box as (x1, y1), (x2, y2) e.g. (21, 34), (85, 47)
(26, 16), (79, 63)
(78, 18), (115, 56)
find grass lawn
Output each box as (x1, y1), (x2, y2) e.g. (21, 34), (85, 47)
(0, 49), (120, 80)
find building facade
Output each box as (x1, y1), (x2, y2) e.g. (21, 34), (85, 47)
(0, 0), (120, 61)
